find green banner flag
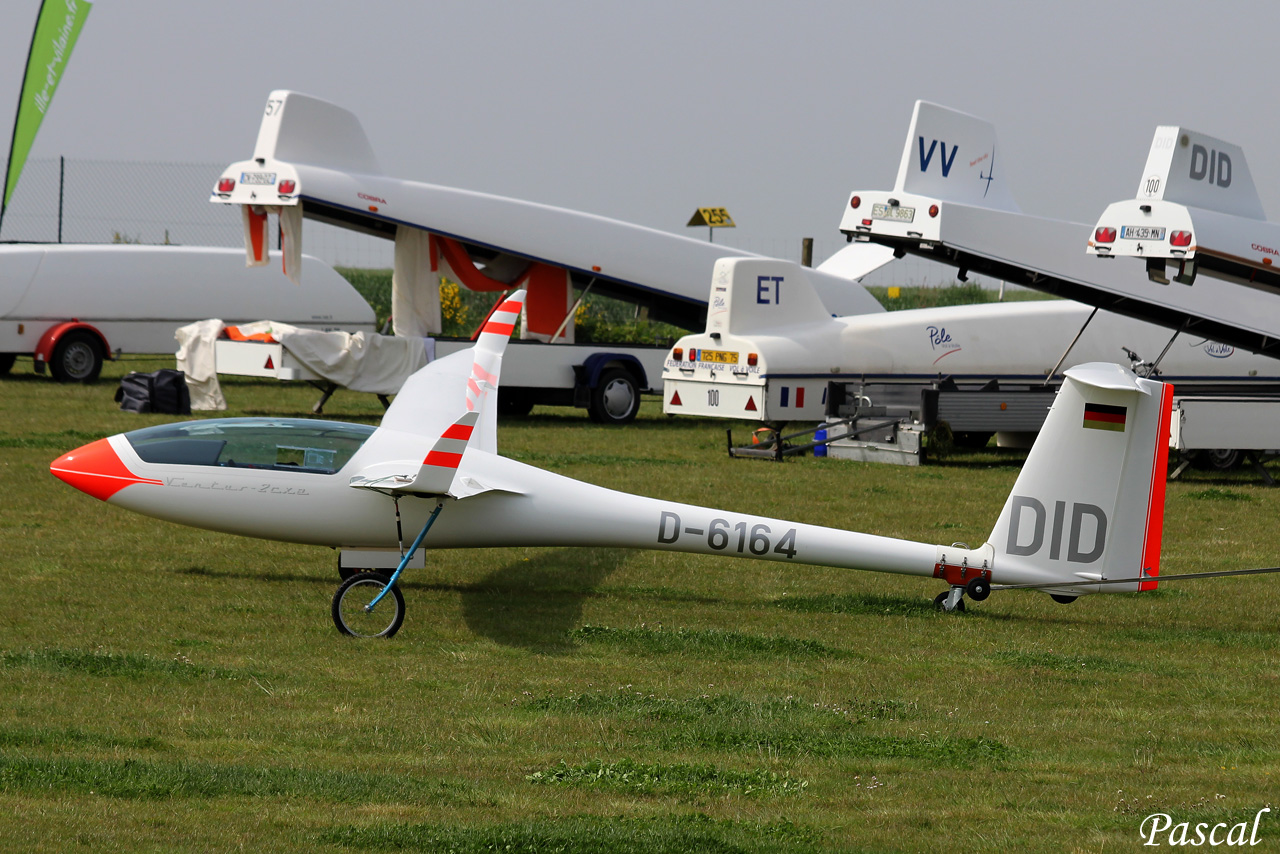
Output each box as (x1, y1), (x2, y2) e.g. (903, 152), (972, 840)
(3, 0), (92, 212)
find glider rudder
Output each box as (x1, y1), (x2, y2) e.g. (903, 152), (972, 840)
(986, 363), (1173, 596)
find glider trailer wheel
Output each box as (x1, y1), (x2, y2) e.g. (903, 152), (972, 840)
(332, 573), (405, 638)
(588, 368), (640, 424)
(50, 330), (104, 383)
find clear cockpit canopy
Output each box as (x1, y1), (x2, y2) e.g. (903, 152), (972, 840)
(124, 418), (376, 474)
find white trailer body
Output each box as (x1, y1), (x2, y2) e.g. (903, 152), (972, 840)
(219, 334), (670, 422)
(663, 259), (1280, 424)
(0, 244), (374, 381)
(1171, 398), (1280, 455)
(1089, 126), (1280, 299)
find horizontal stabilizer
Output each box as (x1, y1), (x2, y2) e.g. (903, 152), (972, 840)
(814, 243), (896, 279)
(894, 101), (1019, 213)
(1133, 126), (1265, 219)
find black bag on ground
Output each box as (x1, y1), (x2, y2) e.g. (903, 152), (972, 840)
(114, 369), (191, 415)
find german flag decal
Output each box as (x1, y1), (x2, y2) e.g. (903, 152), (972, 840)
(1083, 402), (1126, 432)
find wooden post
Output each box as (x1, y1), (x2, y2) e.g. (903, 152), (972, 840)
(801, 237), (813, 267)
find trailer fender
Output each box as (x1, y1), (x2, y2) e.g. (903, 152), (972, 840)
(576, 352), (648, 391)
(34, 321), (111, 381)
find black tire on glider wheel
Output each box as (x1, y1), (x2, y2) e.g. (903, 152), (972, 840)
(1050, 594), (1078, 605)
(965, 577), (991, 602)
(332, 572), (405, 638)
(933, 591), (966, 613)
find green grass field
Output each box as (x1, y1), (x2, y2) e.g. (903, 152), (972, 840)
(3, 357), (1280, 852)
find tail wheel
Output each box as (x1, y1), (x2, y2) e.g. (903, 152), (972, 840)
(50, 331), (104, 383)
(965, 577), (991, 601)
(1050, 594), (1078, 605)
(332, 572), (405, 638)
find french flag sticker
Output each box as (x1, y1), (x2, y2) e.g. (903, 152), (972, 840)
(780, 386), (806, 408)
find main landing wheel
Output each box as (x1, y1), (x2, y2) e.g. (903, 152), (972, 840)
(933, 591), (966, 613)
(332, 573), (405, 638)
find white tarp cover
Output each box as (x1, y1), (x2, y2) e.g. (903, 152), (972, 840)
(392, 225), (441, 337)
(175, 320), (430, 410)
(175, 319), (229, 411)
(273, 323), (428, 394)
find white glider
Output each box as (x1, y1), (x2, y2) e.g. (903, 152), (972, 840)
(51, 281), (1203, 637)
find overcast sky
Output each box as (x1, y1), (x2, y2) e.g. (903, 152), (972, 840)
(2, 0), (1277, 269)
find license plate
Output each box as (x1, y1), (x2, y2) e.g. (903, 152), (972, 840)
(698, 349), (738, 364)
(1121, 225), (1166, 240)
(240, 171), (277, 185)
(871, 203), (915, 223)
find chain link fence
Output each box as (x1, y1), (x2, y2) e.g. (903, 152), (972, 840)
(0, 157), (989, 286)
(0, 157), (397, 268)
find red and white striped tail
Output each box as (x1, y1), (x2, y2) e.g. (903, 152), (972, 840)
(466, 295), (524, 413)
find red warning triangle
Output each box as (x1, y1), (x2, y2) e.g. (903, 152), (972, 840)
(745, 396), (757, 412)
(669, 389), (682, 406)
(264, 355), (275, 370)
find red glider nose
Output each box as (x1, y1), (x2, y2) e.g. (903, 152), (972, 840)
(50, 437), (161, 501)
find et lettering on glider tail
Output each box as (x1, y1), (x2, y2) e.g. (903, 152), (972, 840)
(657, 510), (798, 559)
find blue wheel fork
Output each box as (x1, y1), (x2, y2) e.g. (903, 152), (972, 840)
(366, 501), (443, 612)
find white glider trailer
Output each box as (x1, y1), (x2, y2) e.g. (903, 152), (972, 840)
(208, 91), (892, 423)
(663, 103), (1280, 468)
(1087, 126), (1280, 475)
(0, 243), (374, 382)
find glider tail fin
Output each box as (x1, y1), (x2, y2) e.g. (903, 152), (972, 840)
(985, 363), (1174, 595)
(252, 89), (381, 174)
(1133, 126), (1266, 219)
(893, 101), (1020, 213)
(706, 257), (833, 338)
